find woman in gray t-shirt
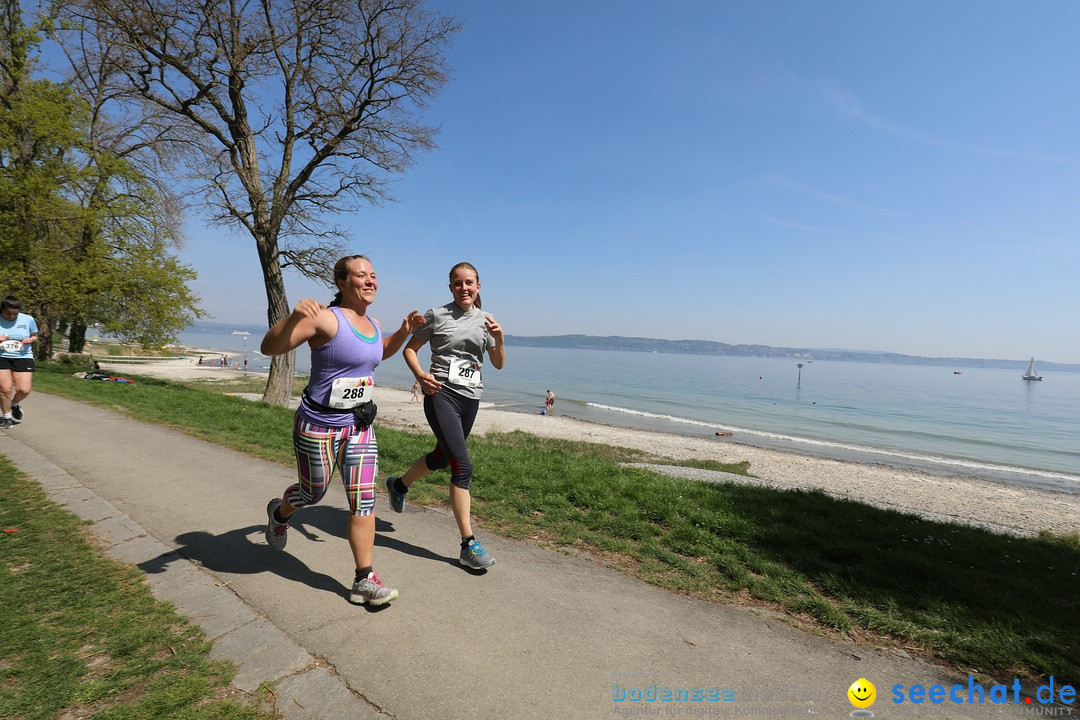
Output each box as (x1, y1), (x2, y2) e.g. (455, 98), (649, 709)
(384, 262), (506, 569)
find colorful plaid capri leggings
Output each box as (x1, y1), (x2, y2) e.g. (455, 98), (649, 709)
(286, 415), (378, 516)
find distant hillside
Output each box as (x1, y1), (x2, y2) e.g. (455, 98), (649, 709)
(187, 320), (267, 335)
(503, 334), (1080, 373)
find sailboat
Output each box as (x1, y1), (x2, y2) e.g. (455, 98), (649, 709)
(1021, 358), (1043, 381)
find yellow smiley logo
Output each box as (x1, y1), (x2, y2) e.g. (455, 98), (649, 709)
(848, 678), (876, 709)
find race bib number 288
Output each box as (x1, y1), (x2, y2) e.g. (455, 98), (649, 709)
(328, 376), (375, 409)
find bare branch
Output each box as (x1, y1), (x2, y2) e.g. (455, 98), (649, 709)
(56, 0), (459, 404)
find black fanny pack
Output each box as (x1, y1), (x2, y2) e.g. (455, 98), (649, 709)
(302, 388), (378, 429)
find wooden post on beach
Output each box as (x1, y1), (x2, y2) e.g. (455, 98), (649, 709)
(797, 363), (803, 388)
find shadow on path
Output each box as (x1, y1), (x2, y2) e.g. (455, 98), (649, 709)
(289, 505), (462, 570)
(136, 506), (462, 600)
(139, 523), (350, 600)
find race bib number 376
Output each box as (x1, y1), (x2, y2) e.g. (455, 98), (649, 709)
(1, 340), (24, 353)
(328, 376), (375, 409)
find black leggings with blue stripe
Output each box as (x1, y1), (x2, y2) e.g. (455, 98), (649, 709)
(422, 387), (479, 489)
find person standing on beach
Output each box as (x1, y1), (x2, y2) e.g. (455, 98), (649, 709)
(410, 380), (421, 403)
(0, 296), (37, 429)
(545, 389), (555, 414)
(385, 262), (505, 570)
(261, 255), (423, 605)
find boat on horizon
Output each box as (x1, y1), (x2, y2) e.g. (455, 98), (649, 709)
(1021, 358), (1043, 381)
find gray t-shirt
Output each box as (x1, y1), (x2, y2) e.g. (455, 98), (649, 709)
(413, 302), (495, 400)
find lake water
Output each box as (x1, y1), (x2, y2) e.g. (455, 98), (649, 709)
(174, 327), (1080, 496)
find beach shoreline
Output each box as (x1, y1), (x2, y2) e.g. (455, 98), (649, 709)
(92, 356), (1080, 539)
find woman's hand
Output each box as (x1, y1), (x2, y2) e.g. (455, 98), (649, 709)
(402, 310), (425, 334)
(292, 298), (324, 321)
(261, 299), (325, 355)
(484, 315), (503, 341)
(383, 310), (426, 359)
(418, 371), (442, 395)
(485, 315), (506, 369)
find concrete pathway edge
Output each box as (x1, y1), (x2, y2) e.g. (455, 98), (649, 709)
(0, 435), (387, 720)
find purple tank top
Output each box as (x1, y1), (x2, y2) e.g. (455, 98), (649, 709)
(298, 307), (382, 426)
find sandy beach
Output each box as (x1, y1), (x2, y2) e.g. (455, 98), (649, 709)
(94, 356), (1080, 538)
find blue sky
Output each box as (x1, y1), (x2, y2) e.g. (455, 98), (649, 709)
(173, 2), (1079, 363)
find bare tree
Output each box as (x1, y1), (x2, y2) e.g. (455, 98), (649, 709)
(61, 0), (459, 403)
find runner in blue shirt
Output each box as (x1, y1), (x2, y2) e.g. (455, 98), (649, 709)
(0, 296), (38, 429)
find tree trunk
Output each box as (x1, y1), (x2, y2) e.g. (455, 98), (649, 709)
(69, 321), (87, 353)
(263, 351), (296, 404)
(36, 315), (53, 361)
(256, 236), (295, 405)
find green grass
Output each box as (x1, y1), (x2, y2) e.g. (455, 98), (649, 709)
(0, 458), (276, 720)
(30, 363), (1080, 686)
(177, 375), (311, 396)
(669, 457), (752, 474)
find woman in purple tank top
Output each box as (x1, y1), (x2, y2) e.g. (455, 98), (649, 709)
(260, 255), (423, 606)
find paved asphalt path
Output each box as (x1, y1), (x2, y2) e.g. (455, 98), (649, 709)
(1, 392), (1029, 719)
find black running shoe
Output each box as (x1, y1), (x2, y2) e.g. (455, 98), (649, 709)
(384, 476), (407, 513)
